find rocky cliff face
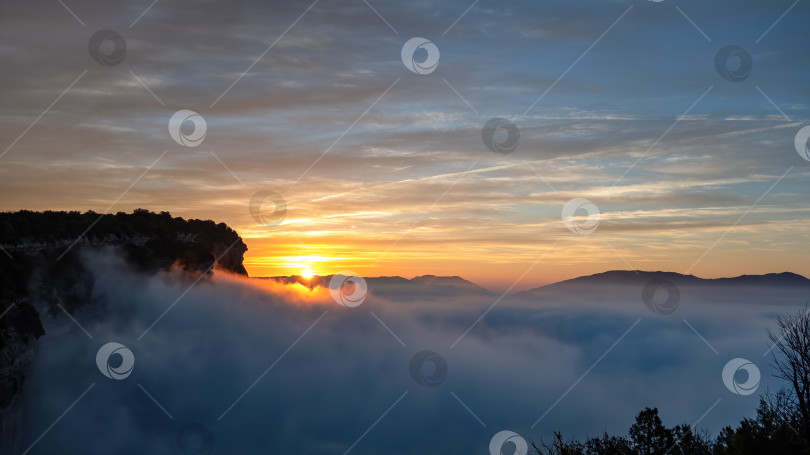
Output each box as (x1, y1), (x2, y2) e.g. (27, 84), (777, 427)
(0, 209), (249, 431)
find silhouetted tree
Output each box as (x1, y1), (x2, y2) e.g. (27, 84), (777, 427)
(532, 432), (585, 455)
(713, 396), (809, 454)
(668, 425), (711, 455)
(768, 307), (810, 442)
(628, 408), (674, 455)
(584, 433), (632, 455)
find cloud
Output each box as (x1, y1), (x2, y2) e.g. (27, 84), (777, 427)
(1, 0), (809, 286)
(15, 250), (808, 453)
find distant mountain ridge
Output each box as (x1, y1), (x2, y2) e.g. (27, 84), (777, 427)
(257, 274), (491, 300)
(518, 270), (810, 297)
(259, 274), (483, 287)
(262, 270), (810, 297)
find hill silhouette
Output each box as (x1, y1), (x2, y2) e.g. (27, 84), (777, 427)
(518, 270), (810, 298)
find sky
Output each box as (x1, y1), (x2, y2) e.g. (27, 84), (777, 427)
(1, 0), (809, 289)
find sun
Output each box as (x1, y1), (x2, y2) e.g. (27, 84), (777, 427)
(300, 268), (315, 279)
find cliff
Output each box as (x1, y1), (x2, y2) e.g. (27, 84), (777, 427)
(0, 209), (248, 411)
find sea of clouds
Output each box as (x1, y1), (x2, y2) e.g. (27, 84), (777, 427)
(16, 250), (807, 454)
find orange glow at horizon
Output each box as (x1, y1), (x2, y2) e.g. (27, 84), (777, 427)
(240, 226), (810, 293)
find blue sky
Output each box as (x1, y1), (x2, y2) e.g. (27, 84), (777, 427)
(0, 0), (808, 287)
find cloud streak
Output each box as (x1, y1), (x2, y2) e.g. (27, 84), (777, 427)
(0, 0), (808, 285)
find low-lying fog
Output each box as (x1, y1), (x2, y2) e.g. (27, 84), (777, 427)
(18, 250), (806, 454)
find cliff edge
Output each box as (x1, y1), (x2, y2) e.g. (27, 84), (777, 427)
(0, 209), (248, 410)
